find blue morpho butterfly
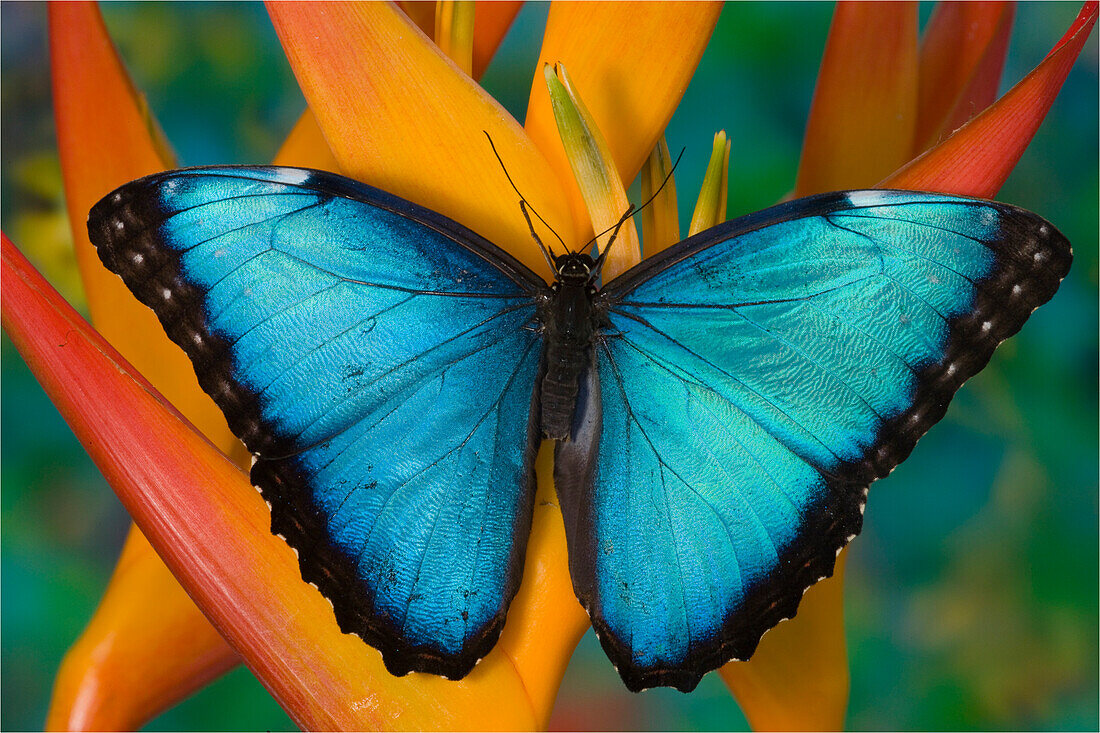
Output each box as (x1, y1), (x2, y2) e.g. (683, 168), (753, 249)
(87, 156), (1070, 692)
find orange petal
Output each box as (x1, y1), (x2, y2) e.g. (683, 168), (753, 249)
(50, 2), (230, 444)
(2, 235), (539, 730)
(273, 109), (340, 170)
(473, 1), (524, 80)
(525, 1), (721, 240)
(795, 2), (919, 195)
(47, 527), (239, 732)
(720, 552), (849, 731)
(915, 2), (1014, 153)
(882, 1), (1098, 197)
(268, 1), (571, 279)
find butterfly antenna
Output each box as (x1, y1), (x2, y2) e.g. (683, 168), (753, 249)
(587, 147), (685, 277)
(589, 204), (635, 278)
(519, 200), (557, 273)
(484, 131), (566, 269)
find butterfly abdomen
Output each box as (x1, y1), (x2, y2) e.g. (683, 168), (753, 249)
(541, 342), (590, 440)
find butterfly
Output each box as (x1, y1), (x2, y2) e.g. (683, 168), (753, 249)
(88, 165), (1070, 692)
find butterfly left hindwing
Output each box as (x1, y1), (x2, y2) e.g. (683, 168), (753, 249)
(89, 166), (548, 679)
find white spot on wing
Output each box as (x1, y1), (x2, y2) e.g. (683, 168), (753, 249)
(278, 168), (313, 186)
(846, 190), (895, 208)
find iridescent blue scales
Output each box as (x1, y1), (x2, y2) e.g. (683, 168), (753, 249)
(88, 167), (1070, 692)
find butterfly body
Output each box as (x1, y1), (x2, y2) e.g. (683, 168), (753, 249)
(88, 166), (1070, 693)
(538, 252), (607, 440)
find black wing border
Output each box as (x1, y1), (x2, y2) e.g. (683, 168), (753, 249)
(88, 165), (548, 680)
(577, 191), (1072, 691)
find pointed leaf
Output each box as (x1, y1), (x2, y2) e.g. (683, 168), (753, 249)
(496, 446), (590, 729)
(49, 1), (231, 442)
(49, 5), (241, 729)
(795, 2), (919, 195)
(882, 1), (1098, 197)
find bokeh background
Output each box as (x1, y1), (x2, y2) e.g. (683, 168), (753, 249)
(2, 3), (1096, 730)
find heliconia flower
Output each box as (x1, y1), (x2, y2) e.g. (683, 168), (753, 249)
(3, 1), (1093, 730)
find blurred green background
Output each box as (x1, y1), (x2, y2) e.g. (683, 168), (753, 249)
(2, 2), (1096, 730)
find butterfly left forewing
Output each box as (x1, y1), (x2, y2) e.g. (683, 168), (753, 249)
(555, 190), (1070, 691)
(89, 166), (547, 679)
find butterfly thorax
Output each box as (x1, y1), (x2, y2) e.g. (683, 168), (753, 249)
(539, 253), (606, 441)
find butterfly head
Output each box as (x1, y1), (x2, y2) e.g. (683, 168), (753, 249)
(554, 252), (600, 289)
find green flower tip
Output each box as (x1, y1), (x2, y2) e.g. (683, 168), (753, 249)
(689, 130), (731, 236)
